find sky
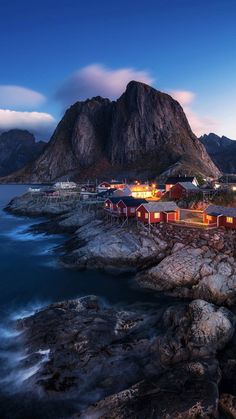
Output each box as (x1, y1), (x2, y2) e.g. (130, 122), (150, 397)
(0, 0), (236, 140)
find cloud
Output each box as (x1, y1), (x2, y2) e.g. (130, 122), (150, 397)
(170, 89), (219, 136)
(0, 109), (56, 139)
(0, 85), (45, 110)
(170, 90), (195, 106)
(55, 64), (154, 107)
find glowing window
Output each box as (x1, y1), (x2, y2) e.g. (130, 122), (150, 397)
(226, 217), (233, 223)
(145, 213), (148, 219)
(206, 215), (212, 221)
(154, 212), (160, 219)
(137, 211), (141, 217)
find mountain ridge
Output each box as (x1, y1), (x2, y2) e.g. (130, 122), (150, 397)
(0, 129), (46, 177)
(0, 81), (220, 183)
(200, 133), (236, 174)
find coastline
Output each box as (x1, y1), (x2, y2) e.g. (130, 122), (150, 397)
(3, 190), (236, 417)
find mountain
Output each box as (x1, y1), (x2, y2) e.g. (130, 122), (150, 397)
(200, 133), (236, 174)
(0, 130), (46, 177)
(0, 82), (220, 183)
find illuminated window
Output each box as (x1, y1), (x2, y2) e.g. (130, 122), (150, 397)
(154, 212), (160, 219)
(145, 213), (148, 219)
(226, 217), (233, 223)
(137, 211), (141, 217)
(206, 215), (212, 221)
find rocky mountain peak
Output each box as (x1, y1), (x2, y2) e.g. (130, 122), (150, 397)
(0, 83), (220, 183)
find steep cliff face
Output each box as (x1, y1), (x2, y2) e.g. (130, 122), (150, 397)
(1, 82), (220, 183)
(200, 133), (236, 174)
(0, 130), (45, 177)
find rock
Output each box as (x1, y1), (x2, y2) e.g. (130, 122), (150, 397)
(217, 261), (233, 276)
(14, 297), (234, 417)
(136, 247), (205, 292)
(80, 360), (220, 419)
(195, 274), (236, 306)
(0, 81), (220, 183)
(219, 393), (236, 418)
(158, 299), (235, 364)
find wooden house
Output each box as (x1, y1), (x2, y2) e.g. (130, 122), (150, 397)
(204, 205), (236, 228)
(98, 181), (125, 192)
(165, 176), (198, 192)
(117, 198), (147, 217)
(128, 183), (154, 199)
(169, 182), (199, 199)
(104, 197), (122, 212)
(136, 202), (179, 224)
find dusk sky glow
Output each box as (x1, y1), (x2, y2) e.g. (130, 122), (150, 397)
(0, 0), (235, 139)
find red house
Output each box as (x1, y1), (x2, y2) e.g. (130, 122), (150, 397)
(204, 205), (236, 228)
(169, 182), (199, 200)
(117, 198), (147, 217)
(165, 176), (198, 192)
(136, 202), (179, 224)
(104, 197), (122, 212)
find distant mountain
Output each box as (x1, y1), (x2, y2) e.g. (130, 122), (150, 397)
(0, 82), (220, 183)
(200, 133), (236, 174)
(0, 130), (46, 177)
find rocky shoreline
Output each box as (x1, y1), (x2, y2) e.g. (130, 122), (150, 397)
(5, 192), (236, 417)
(6, 192), (236, 305)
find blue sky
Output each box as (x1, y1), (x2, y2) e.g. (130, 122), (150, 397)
(0, 0), (235, 139)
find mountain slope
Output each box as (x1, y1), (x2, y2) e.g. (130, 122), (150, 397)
(200, 133), (236, 174)
(0, 130), (46, 177)
(1, 82), (220, 183)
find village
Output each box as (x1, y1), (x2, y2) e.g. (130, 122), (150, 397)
(28, 174), (236, 230)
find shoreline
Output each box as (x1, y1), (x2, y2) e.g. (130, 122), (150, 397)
(5, 191), (236, 304)
(3, 190), (236, 417)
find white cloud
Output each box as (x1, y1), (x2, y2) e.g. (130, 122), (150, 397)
(55, 64), (154, 107)
(170, 89), (219, 136)
(170, 90), (195, 106)
(0, 85), (45, 109)
(0, 109), (56, 139)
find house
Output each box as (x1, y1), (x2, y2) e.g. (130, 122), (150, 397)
(165, 176), (198, 192)
(136, 201), (179, 224)
(117, 198), (147, 217)
(128, 183), (155, 199)
(169, 182), (199, 199)
(104, 197), (123, 212)
(80, 183), (96, 192)
(97, 181), (125, 192)
(97, 188), (117, 199)
(204, 205), (236, 228)
(113, 186), (132, 197)
(53, 181), (77, 190)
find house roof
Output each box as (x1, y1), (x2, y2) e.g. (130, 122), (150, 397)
(98, 188), (117, 197)
(138, 201), (179, 212)
(166, 176), (196, 184)
(113, 186), (132, 197)
(205, 205), (236, 218)
(119, 198), (147, 207)
(176, 182), (199, 191)
(107, 197), (124, 204)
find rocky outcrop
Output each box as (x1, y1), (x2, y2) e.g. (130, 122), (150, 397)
(137, 243), (236, 306)
(0, 129), (45, 176)
(12, 297), (235, 418)
(200, 132), (236, 174)
(1, 82), (220, 183)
